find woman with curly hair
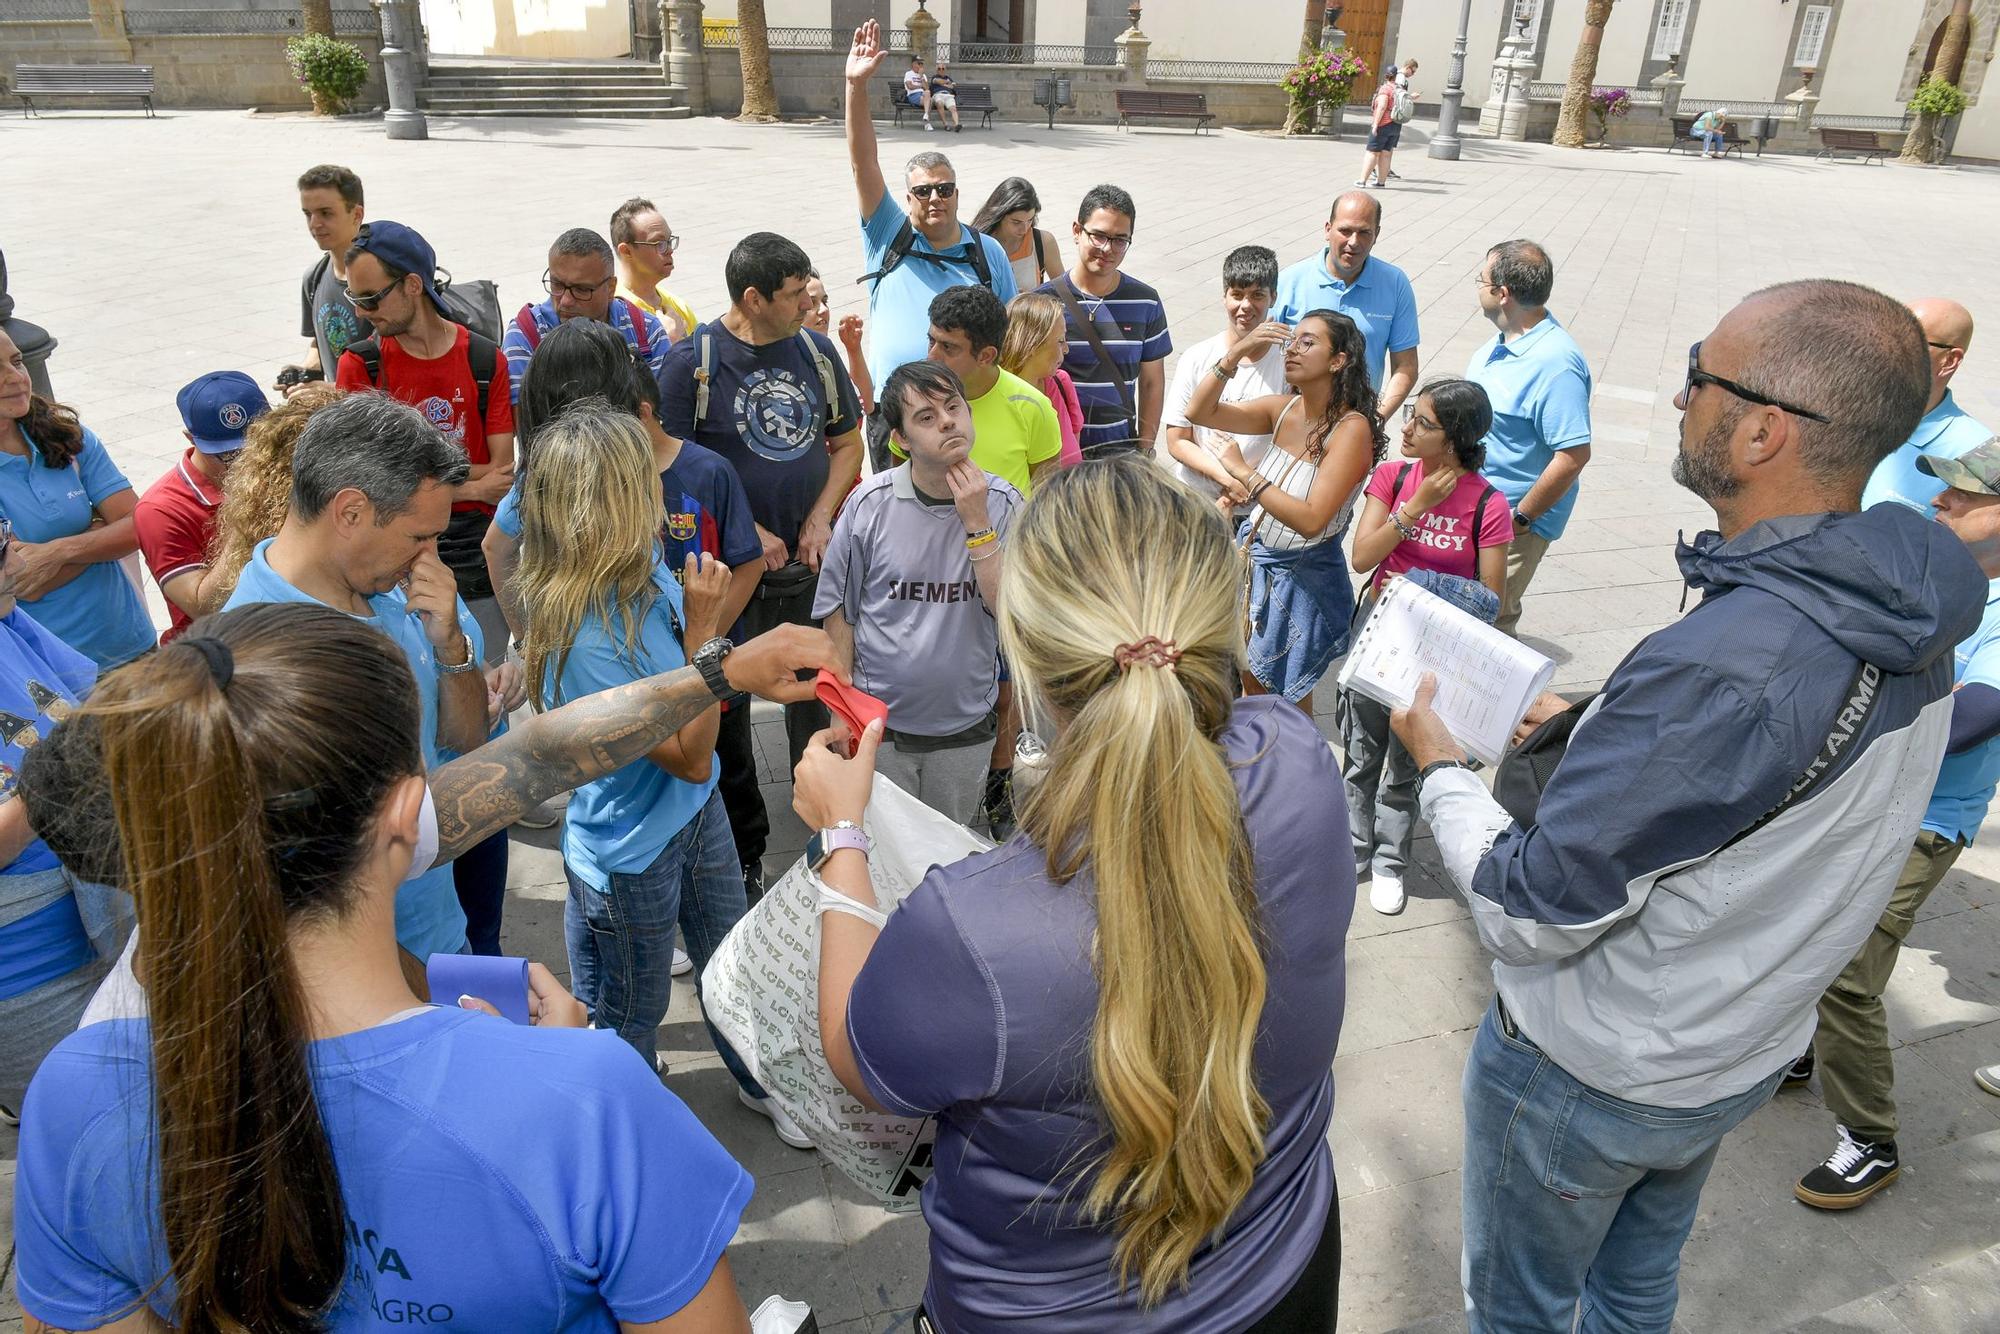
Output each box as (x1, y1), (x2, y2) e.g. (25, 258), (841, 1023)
(206, 381), (344, 604)
(1185, 308), (1382, 711)
(0, 329), (154, 668)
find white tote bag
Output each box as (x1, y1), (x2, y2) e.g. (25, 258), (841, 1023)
(703, 775), (992, 1212)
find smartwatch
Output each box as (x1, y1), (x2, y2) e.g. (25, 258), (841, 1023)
(808, 821), (871, 871)
(692, 636), (743, 703)
(1513, 510), (1535, 529)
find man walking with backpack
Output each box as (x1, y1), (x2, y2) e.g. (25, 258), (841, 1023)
(502, 227), (671, 405)
(844, 19), (1017, 471)
(656, 232), (865, 901)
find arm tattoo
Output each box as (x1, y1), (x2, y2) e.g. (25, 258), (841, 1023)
(427, 667), (717, 865)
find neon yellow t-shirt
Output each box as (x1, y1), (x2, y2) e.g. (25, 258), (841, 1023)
(890, 366), (1061, 495)
(618, 281), (698, 343)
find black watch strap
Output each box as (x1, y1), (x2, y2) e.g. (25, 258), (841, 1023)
(694, 637), (743, 703)
(1419, 759), (1468, 784)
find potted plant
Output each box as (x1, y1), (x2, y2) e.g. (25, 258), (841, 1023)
(1281, 46), (1370, 137)
(1903, 75), (1968, 165)
(1587, 86), (1630, 145)
(285, 32), (371, 115)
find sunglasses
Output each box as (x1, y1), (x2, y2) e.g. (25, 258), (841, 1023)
(1684, 342), (1829, 423)
(908, 182), (958, 200)
(344, 279), (403, 311)
(1928, 340), (1961, 352)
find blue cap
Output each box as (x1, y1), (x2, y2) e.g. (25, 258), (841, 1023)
(350, 220), (447, 316)
(175, 371), (270, 455)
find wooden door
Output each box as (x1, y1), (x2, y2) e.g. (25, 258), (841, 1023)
(1340, 0), (1391, 102)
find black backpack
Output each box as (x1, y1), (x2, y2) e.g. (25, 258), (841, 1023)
(857, 218), (996, 293)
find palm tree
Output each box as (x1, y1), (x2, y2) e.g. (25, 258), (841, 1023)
(1553, 0), (1616, 148)
(736, 0), (780, 121)
(1282, 0), (1328, 136)
(302, 0), (333, 38)
(1900, 0), (1972, 164)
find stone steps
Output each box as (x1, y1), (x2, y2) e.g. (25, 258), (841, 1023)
(418, 59), (688, 119)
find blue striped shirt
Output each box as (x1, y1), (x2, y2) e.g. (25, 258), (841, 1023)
(1036, 274), (1171, 456)
(501, 299), (671, 405)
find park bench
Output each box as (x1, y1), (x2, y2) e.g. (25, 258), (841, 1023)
(14, 63), (156, 117)
(1670, 114), (1749, 157)
(952, 83), (997, 129)
(1816, 127), (1892, 164)
(1116, 89), (1214, 135)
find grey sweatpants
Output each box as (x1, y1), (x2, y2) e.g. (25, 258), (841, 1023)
(1339, 687), (1418, 883)
(875, 738), (989, 828)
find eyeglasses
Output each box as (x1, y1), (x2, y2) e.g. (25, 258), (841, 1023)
(1928, 340), (1961, 352)
(1081, 227), (1133, 252)
(1683, 342), (1829, 423)
(637, 234), (681, 255)
(344, 279), (403, 311)
(544, 270), (615, 302)
(1401, 404), (1441, 432)
(908, 181), (958, 200)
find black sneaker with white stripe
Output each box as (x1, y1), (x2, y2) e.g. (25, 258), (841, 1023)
(1795, 1124), (1898, 1209)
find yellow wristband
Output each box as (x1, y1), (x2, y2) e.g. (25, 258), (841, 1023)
(965, 529), (998, 548)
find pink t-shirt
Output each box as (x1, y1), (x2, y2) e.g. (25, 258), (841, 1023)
(1364, 458), (1514, 591)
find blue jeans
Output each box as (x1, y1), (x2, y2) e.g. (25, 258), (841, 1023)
(1460, 1000), (1785, 1333)
(1702, 130), (1725, 153)
(563, 789), (765, 1097)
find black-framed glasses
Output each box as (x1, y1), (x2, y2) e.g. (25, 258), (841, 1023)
(1401, 403), (1441, 432)
(908, 181), (958, 200)
(1081, 227), (1133, 252)
(637, 234), (681, 255)
(1928, 340), (1961, 352)
(544, 270), (615, 302)
(343, 279), (402, 311)
(1684, 342), (1829, 423)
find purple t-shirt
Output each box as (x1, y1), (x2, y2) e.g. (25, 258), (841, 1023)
(846, 697), (1354, 1331)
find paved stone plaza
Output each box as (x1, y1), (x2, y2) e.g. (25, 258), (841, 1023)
(4, 109), (2000, 1332)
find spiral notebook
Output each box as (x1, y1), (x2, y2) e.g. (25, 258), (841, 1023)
(1336, 577), (1556, 767)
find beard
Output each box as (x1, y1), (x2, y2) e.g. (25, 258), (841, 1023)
(1671, 408), (1744, 502)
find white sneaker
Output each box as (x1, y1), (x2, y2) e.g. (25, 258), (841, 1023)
(1370, 872), (1407, 915)
(672, 948), (693, 977)
(0, 1102), (18, 1127)
(740, 1086), (815, 1149)
(924, 119), (934, 131)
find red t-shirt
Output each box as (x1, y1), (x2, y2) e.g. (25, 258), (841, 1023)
(1363, 457), (1514, 591)
(336, 324), (515, 514)
(1373, 79), (1397, 129)
(133, 449), (225, 643)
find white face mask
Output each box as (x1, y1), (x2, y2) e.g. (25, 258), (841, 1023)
(407, 785), (439, 883)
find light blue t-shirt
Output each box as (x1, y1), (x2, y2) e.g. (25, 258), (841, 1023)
(14, 1011), (752, 1330)
(1466, 315), (1594, 542)
(860, 195), (1018, 392)
(224, 539), (481, 957)
(1271, 251), (1420, 393)
(0, 426), (155, 668)
(1925, 578), (2000, 844)
(1861, 389), (1996, 515)
(551, 564), (716, 893)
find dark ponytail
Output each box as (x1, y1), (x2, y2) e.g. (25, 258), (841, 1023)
(80, 603), (425, 1332)
(14, 393), (87, 469)
(1297, 308), (1388, 465)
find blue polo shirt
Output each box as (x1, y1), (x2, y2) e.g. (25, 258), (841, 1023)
(0, 426), (155, 668)
(551, 564), (716, 893)
(1466, 315), (1593, 542)
(1272, 252), (1420, 393)
(223, 539), (481, 957)
(1925, 578), (2000, 844)
(1862, 389), (1996, 515)
(859, 195), (1017, 392)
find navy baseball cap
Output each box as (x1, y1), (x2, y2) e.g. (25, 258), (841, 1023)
(351, 220), (447, 315)
(175, 371), (270, 455)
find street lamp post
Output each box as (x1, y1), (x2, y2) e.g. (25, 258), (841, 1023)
(1428, 0), (1474, 160)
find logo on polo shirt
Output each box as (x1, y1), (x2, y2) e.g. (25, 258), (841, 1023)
(219, 402), (249, 430)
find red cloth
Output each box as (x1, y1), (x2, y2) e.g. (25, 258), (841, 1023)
(336, 324), (515, 513)
(1042, 369), (1086, 468)
(132, 449), (223, 643)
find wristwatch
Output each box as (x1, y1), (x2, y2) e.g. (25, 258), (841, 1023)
(1513, 510), (1535, 529)
(808, 821), (871, 871)
(436, 633), (480, 675)
(1419, 759), (1468, 784)
(692, 636), (743, 703)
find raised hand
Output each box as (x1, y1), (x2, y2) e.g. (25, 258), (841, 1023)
(846, 18), (887, 84)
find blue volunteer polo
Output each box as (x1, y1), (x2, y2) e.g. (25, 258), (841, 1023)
(1272, 251), (1420, 393)
(859, 195), (1017, 393)
(1862, 389), (1996, 515)
(224, 538), (481, 957)
(1466, 315), (1593, 542)
(1925, 578), (2000, 844)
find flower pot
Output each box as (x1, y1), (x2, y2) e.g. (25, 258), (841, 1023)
(1319, 102), (1345, 138)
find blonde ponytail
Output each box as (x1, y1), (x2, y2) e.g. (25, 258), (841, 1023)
(999, 461), (1268, 1305)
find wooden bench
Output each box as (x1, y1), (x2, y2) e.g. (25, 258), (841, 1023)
(1816, 126), (1892, 163)
(951, 83), (997, 130)
(14, 63), (156, 117)
(1670, 114), (1748, 157)
(1116, 88), (1214, 134)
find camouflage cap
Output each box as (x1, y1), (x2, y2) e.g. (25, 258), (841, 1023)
(1917, 436), (2000, 496)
